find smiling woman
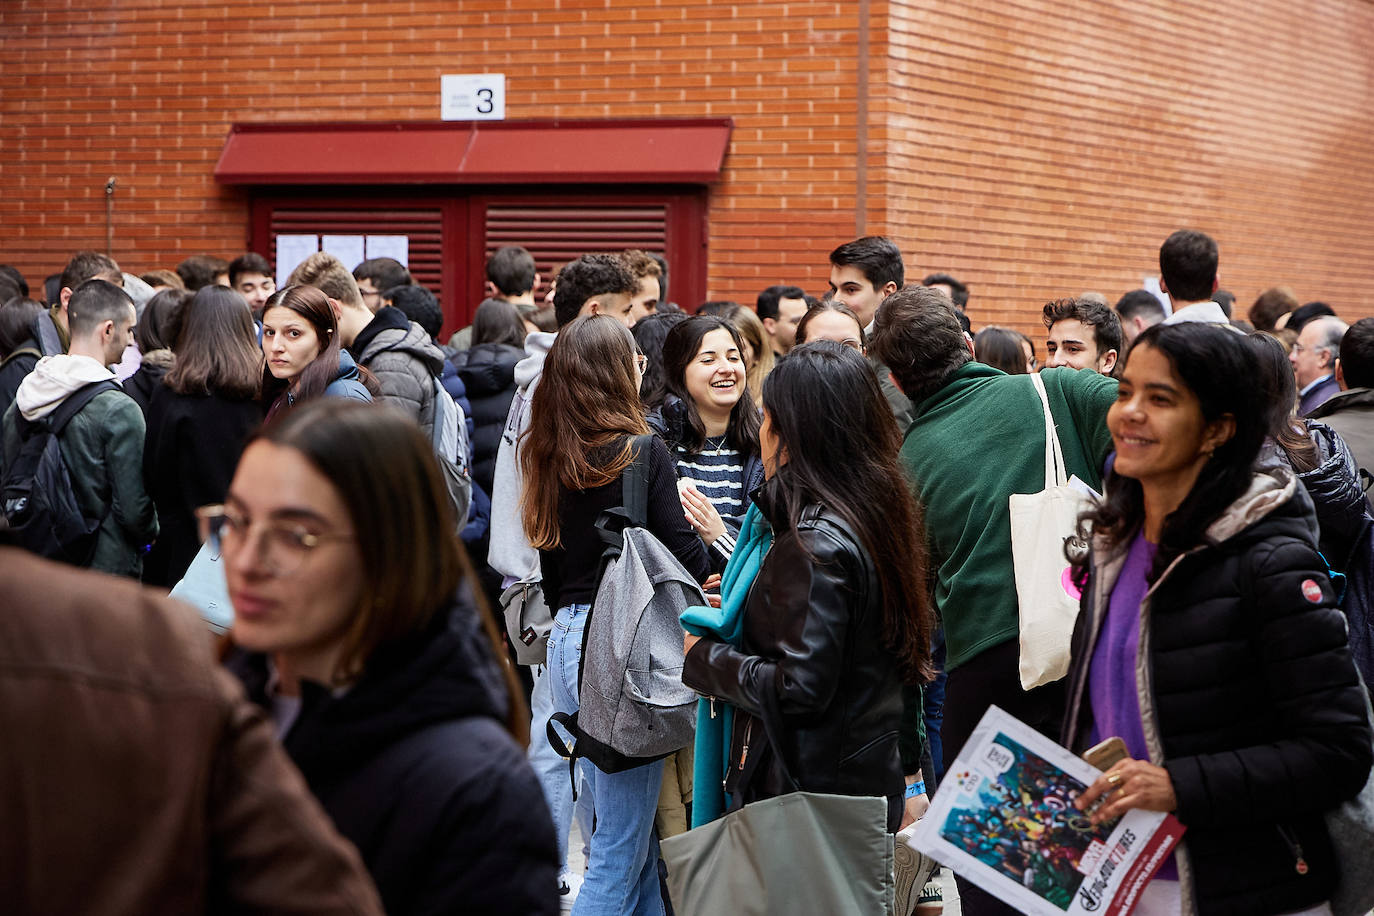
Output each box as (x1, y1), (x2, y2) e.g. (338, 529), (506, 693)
(1063, 323), (1372, 915)
(216, 398), (559, 916)
(651, 315), (764, 570)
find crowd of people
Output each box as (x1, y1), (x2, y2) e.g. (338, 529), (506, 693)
(1, 230), (1372, 916)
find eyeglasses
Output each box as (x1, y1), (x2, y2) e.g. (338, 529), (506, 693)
(839, 337), (863, 351)
(195, 504), (355, 576)
(359, 288), (381, 301)
(1291, 343), (1327, 355)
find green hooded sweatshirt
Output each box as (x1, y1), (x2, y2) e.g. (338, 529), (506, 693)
(899, 363), (1117, 671)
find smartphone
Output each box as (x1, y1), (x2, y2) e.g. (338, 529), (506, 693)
(1083, 736), (1129, 772)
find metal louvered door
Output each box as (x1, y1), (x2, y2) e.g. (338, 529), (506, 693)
(250, 187), (706, 335)
(469, 189), (707, 318)
(258, 198), (447, 302)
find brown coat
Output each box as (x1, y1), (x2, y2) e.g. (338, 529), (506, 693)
(0, 547), (385, 916)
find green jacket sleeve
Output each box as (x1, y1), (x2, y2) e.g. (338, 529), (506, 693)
(99, 394), (159, 546)
(1057, 368), (1119, 484)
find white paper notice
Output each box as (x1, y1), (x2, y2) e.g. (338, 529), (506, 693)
(1142, 276), (1172, 315)
(322, 236), (366, 272)
(440, 73), (506, 121)
(275, 235), (319, 289)
(365, 235), (409, 267)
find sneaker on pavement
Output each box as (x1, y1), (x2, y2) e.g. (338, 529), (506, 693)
(894, 824), (937, 916)
(558, 872), (583, 914)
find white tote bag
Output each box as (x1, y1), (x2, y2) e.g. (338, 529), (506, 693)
(1009, 372), (1093, 690)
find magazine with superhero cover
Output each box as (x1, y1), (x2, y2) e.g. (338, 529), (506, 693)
(911, 706), (1186, 916)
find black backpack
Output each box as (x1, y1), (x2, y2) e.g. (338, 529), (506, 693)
(1, 380), (119, 564)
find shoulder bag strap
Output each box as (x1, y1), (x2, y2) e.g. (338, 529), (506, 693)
(1030, 371), (1068, 488)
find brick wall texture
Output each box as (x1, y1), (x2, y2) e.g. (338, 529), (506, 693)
(3, 0), (1373, 339)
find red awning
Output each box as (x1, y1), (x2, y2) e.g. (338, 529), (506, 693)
(214, 118), (732, 185)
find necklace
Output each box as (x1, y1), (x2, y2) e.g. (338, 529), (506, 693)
(702, 433), (730, 455)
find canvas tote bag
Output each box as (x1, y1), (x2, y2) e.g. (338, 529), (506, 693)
(660, 690), (894, 915)
(1009, 371), (1092, 690)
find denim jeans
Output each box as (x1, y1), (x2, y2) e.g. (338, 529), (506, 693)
(549, 603), (665, 916)
(528, 647), (594, 877)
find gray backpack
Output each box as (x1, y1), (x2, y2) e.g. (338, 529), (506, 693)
(429, 375), (472, 528)
(548, 435), (706, 772)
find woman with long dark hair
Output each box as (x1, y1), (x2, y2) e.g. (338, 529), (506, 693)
(260, 285), (373, 418)
(682, 340), (934, 831)
(653, 316), (764, 568)
(521, 314), (709, 916)
(1248, 330), (1371, 569)
(1065, 323), (1371, 915)
(142, 285), (265, 587)
(124, 286), (192, 414)
(631, 309), (688, 409)
(216, 398), (558, 915)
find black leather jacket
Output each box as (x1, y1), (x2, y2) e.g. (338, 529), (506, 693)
(681, 472), (905, 830)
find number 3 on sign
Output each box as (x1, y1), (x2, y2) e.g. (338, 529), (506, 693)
(440, 74), (506, 121)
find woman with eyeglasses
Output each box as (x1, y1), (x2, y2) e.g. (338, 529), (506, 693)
(209, 398), (560, 916)
(652, 316), (764, 569)
(795, 300), (867, 352)
(521, 314), (709, 916)
(260, 284), (374, 419)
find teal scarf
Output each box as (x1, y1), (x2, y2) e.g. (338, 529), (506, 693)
(681, 501), (773, 826)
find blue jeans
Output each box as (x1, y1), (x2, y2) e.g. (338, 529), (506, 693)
(923, 627), (948, 784)
(528, 650), (594, 877)
(549, 603), (665, 916)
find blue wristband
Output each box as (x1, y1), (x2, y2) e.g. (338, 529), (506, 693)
(905, 780), (926, 799)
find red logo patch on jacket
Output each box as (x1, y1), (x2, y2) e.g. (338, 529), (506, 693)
(1301, 579), (1324, 604)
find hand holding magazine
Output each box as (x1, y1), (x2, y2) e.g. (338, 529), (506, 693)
(911, 706), (1185, 916)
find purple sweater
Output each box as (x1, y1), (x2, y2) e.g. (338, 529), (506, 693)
(1088, 533), (1178, 880)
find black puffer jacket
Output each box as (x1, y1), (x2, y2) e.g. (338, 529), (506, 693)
(228, 593), (560, 916)
(682, 470), (905, 830)
(1064, 465), (1372, 916)
(450, 342), (523, 497)
(1295, 420), (1373, 569)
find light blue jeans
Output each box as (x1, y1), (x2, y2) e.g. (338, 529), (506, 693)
(549, 603), (666, 916)
(528, 647), (594, 878)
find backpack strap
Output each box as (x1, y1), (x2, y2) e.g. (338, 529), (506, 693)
(622, 433), (654, 529)
(46, 380), (121, 434)
(0, 346), (41, 370)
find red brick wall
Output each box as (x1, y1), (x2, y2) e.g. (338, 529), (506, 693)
(884, 0), (1374, 340)
(3, 0), (1373, 337)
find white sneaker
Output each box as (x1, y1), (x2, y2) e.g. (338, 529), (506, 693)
(558, 872), (583, 914)
(894, 825), (937, 916)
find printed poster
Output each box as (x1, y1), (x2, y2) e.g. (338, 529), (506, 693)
(911, 706), (1185, 916)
